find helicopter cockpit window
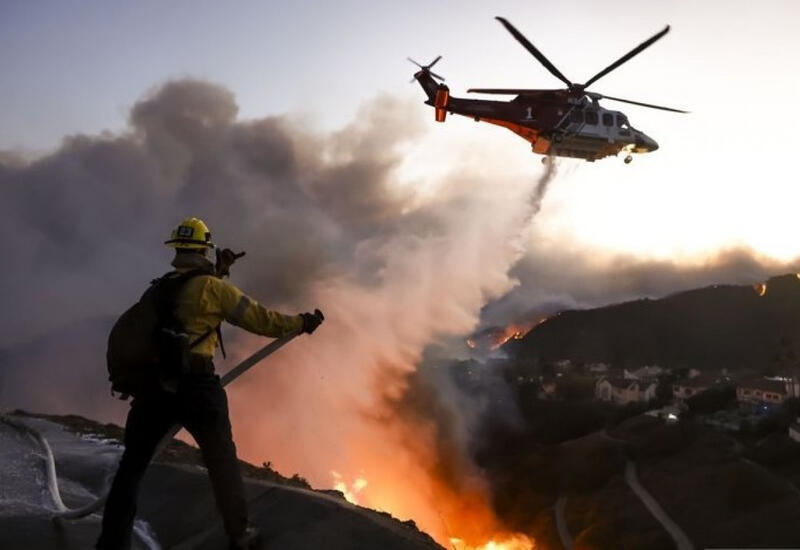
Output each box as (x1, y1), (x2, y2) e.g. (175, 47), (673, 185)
(616, 114), (629, 129)
(602, 113), (613, 127)
(569, 109), (584, 124)
(585, 110), (599, 125)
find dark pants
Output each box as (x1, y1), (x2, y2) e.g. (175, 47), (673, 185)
(96, 374), (248, 549)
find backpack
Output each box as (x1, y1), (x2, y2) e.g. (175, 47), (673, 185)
(106, 268), (218, 397)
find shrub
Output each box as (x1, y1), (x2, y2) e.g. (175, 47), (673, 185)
(686, 385), (736, 414)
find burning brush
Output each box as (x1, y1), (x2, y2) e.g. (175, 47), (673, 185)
(466, 317), (548, 352)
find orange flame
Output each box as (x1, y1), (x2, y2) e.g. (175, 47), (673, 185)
(320, 398), (536, 549)
(753, 282), (767, 297)
(489, 325), (525, 350)
(331, 470), (369, 504)
(488, 318), (549, 350)
(229, 292), (540, 550)
(466, 317), (550, 351)
(451, 534), (535, 550)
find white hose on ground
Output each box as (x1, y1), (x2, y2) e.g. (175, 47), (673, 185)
(0, 330), (300, 533)
(1, 414), (68, 512)
(0, 413), (160, 549)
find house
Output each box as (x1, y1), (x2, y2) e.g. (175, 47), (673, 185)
(736, 378), (788, 405)
(538, 377), (557, 400)
(624, 365), (666, 380)
(596, 377), (657, 406)
(789, 418), (800, 443)
(586, 362), (610, 375)
(673, 374), (717, 401)
(553, 359), (573, 374)
(766, 369), (800, 398)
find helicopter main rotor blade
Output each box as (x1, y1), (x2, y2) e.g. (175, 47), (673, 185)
(591, 92), (689, 113)
(428, 55), (442, 69)
(583, 26), (670, 88)
(495, 17), (573, 88)
(467, 87), (562, 95)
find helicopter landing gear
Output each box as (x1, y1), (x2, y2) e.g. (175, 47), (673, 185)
(624, 155), (633, 164)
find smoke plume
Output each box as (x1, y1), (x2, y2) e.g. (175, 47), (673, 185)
(479, 246), (797, 330)
(0, 79), (543, 546)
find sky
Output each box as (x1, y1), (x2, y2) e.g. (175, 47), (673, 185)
(2, 0), (799, 264)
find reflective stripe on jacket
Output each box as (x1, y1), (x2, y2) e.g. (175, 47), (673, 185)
(174, 273), (303, 358)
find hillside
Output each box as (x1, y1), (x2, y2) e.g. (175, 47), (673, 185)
(0, 411), (441, 550)
(506, 273), (800, 371)
(475, 410), (800, 549)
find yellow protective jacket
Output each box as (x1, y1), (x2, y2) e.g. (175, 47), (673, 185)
(171, 258), (303, 358)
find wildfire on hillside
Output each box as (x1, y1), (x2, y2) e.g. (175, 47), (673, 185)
(331, 470), (368, 504)
(450, 534), (534, 550)
(490, 323), (530, 350)
(753, 282), (767, 297)
(322, 442), (536, 549)
(466, 317), (549, 351)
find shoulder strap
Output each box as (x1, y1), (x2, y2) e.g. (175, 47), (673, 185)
(154, 267), (227, 358)
(216, 325), (226, 358)
(150, 268), (212, 324)
(187, 323), (224, 353)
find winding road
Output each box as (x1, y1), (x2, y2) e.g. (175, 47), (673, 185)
(624, 460), (694, 550)
(552, 428), (695, 550)
(554, 496), (573, 550)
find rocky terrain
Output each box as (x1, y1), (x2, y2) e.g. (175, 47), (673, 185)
(0, 411), (441, 550)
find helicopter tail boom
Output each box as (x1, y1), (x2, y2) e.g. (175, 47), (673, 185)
(413, 68), (451, 122)
(413, 69), (441, 102)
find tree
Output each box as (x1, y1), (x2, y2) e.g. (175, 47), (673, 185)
(686, 385), (736, 414)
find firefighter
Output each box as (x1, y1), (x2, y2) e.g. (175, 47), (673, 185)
(97, 217), (324, 550)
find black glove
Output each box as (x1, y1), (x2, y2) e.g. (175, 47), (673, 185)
(215, 248), (246, 278)
(300, 308), (324, 334)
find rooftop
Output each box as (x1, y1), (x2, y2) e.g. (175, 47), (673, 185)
(737, 378), (786, 394)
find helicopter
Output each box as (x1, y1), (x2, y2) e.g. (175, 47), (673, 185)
(410, 17), (688, 163)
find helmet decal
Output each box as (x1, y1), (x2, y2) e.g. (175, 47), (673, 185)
(177, 225), (195, 238)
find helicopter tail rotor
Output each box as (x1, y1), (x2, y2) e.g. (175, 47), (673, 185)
(408, 56), (446, 83)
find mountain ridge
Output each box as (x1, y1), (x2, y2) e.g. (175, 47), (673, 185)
(505, 273), (800, 371)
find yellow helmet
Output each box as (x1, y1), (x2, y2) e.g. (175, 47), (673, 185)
(164, 217), (215, 249)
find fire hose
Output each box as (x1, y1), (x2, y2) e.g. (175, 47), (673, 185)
(0, 331), (300, 524)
